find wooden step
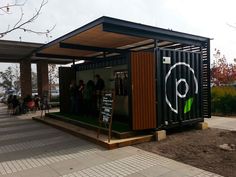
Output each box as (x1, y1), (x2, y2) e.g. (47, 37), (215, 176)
(32, 116), (154, 149)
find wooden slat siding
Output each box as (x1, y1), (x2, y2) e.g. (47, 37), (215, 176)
(131, 52), (156, 130)
(59, 67), (75, 113)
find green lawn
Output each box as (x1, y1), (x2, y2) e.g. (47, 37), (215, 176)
(50, 112), (130, 132)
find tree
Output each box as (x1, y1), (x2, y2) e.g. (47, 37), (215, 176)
(0, 64), (38, 95)
(31, 71), (37, 90)
(0, 0), (55, 38)
(48, 64), (58, 98)
(211, 49), (236, 86)
(13, 64), (20, 92)
(0, 65), (20, 92)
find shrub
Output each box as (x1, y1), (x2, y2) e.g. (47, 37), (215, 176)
(211, 86), (236, 115)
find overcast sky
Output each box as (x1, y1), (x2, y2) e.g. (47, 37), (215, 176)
(0, 0), (236, 71)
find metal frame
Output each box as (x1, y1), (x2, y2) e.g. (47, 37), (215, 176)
(60, 42), (129, 54)
(35, 53), (79, 59)
(103, 23), (204, 47)
(201, 39), (211, 118)
(206, 39), (211, 118)
(74, 54), (128, 71)
(36, 16), (210, 56)
(156, 48), (164, 129)
(101, 17), (208, 44)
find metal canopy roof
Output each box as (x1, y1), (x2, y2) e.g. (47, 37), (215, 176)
(0, 40), (41, 63)
(0, 40), (74, 64)
(36, 16), (210, 61)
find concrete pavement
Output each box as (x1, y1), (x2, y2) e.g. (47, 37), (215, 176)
(205, 116), (236, 131)
(0, 103), (222, 177)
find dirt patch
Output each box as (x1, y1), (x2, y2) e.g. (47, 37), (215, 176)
(134, 128), (236, 177)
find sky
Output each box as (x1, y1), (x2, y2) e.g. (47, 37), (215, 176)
(0, 0), (236, 71)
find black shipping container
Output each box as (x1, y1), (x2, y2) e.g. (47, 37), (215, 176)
(36, 16), (211, 131)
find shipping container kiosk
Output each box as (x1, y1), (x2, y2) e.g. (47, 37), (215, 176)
(36, 16), (211, 131)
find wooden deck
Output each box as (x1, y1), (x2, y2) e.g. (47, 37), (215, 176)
(32, 116), (154, 149)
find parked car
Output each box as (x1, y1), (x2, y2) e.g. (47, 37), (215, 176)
(32, 89), (38, 97)
(50, 89), (59, 97)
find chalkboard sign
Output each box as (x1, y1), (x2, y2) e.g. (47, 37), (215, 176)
(101, 93), (113, 123)
(97, 91), (114, 142)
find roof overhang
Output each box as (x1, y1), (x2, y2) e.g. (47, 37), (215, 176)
(0, 40), (74, 64)
(36, 16), (210, 62)
(0, 40), (41, 63)
(0, 17), (210, 65)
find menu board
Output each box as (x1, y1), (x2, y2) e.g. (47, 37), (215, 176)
(101, 93), (113, 123)
(97, 91), (114, 142)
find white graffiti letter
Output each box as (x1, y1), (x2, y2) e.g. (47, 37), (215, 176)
(165, 62), (198, 114)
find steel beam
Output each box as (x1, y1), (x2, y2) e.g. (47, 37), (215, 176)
(35, 53), (79, 59)
(59, 42), (129, 54)
(102, 23), (205, 47)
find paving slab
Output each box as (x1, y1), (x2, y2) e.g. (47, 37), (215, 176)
(0, 103), (223, 177)
(205, 116), (236, 131)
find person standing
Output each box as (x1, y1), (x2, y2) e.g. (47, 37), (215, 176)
(77, 80), (85, 114)
(12, 95), (20, 115)
(83, 80), (95, 115)
(7, 94), (13, 115)
(95, 74), (105, 111)
(95, 74), (105, 91)
(69, 80), (77, 114)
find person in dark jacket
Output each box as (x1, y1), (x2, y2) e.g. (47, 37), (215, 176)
(77, 80), (85, 114)
(95, 74), (105, 111)
(95, 74), (105, 91)
(69, 80), (77, 114)
(83, 80), (96, 115)
(7, 94), (13, 114)
(12, 95), (20, 115)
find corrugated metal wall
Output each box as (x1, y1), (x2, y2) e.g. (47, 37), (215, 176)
(156, 49), (203, 128)
(202, 41), (211, 118)
(131, 52), (156, 130)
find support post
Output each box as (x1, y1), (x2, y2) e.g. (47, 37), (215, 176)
(195, 122), (208, 130)
(155, 130), (166, 141)
(20, 59), (32, 98)
(37, 61), (49, 98)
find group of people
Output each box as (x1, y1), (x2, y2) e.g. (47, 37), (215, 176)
(7, 94), (41, 115)
(69, 74), (105, 115)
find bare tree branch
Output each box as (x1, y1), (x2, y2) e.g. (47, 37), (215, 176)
(227, 23), (236, 29)
(0, 0), (26, 15)
(13, 8), (24, 29)
(19, 24), (56, 35)
(0, 0), (55, 38)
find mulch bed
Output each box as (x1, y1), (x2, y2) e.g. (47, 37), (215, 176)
(134, 128), (236, 177)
